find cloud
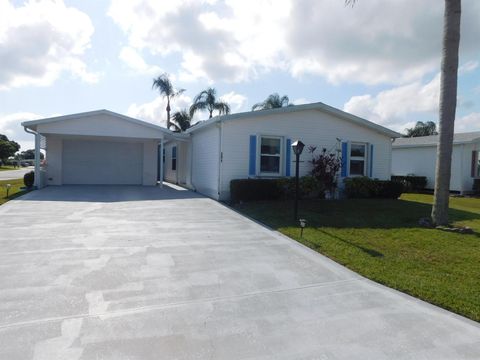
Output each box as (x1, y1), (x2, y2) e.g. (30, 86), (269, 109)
(127, 94), (193, 127)
(119, 47), (163, 76)
(0, 0), (98, 90)
(108, 0), (480, 86)
(455, 113), (480, 132)
(0, 112), (45, 150)
(220, 91), (247, 112)
(344, 74), (440, 132)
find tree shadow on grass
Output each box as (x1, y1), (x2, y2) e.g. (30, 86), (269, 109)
(316, 229), (384, 258)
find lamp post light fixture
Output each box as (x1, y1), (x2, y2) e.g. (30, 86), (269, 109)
(5, 183), (11, 198)
(291, 140), (305, 220)
(299, 218), (307, 237)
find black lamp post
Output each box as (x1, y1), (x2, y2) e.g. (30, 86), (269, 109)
(291, 140), (305, 220)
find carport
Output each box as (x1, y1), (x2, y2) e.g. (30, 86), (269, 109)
(22, 110), (188, 188)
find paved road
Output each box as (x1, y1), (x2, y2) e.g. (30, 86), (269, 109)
(0, 185), (479, 360)
(0, 166), (34, 180)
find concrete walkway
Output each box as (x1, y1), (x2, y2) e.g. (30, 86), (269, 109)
(0, 185), (478, 360)
(0, 166), (34, 180)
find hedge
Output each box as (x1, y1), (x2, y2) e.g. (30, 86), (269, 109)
(344, 177), (404, 199)
(391, 175), (427, 192)
(23, 171), (34, 188)
(473, 179), (480, 195)
(230, 179), (283, 203)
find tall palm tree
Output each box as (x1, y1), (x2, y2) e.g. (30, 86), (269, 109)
(432, 0), (461, 226)
(252, 93), (290, 111)
(171, 110), (192, 132)
(189, 88), (230, 119)
(152, 73), (185, 130)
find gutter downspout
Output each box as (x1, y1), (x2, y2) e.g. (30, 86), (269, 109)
(188, 137), (196, 191)
(23, 126), (41, 189)
(217, 120), (224, 200)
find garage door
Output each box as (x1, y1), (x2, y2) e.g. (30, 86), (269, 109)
(62, 139), (143, 185)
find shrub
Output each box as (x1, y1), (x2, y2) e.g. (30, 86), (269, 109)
(308, 147), (342, 194)
(391, 175), (427, 192)
(230, 179), (283, 203)
(344, 177), (403, 199)
(24, 171), (34, 188)
(278, 176), (324, 199)
(473, 179), (480, 195)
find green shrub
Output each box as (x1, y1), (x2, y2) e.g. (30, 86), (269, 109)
(391, 175), (427, 192)
(344, 177), (403, 199)
(473, 179), (480, 195)
(23, 171), (34, 188)
(230, 179), (283, 203)
(278, 176), (324, 199)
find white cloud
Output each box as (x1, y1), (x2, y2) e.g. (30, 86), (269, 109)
(292, 98), (310, 105)
(459, 61), (479, 75)
(456, 113), (480, 132)
(220, 91), (247, 112)
(0, 0), (98, 90)
(108, 0), (480, 86)
(0, 112), (45, 150)
(344, 74), (440, 132)
(127, 94), (193, 127)
(119, 47), (163, 76)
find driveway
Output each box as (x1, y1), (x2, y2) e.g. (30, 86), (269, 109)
(0, 166), (34, 180)
(0, 185), (479, 360)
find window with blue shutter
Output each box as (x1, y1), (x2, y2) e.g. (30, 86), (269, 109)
(369, 144), (374, 177)
(248, 135), (257, 176)
(341, 142), (348, 177)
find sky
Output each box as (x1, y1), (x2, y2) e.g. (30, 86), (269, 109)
(1, 0), (480, 151)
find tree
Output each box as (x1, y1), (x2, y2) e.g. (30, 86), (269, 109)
(20, 149), (44, 160)
(152, 73), (185, 130)
(171, 110), (192, 132)
(189, 88), (230, 119)
(432, 0), (461, 226)
(404, 121), (438, 137)
(0, 134), (20, 163)
(252, 93), (291, 111)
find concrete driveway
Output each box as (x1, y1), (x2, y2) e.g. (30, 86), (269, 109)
(0, 185), (479, 360)
(0, 166), (34, 180)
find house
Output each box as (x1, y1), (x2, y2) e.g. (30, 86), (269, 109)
(392, 132), (480, 193)
(22, 102), (401, 199)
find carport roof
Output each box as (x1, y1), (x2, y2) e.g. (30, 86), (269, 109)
(21, 109), (189, 140)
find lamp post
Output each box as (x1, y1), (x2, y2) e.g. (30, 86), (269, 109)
(291, 140), (305, 220)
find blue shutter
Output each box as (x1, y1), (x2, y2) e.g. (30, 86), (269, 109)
(341, 141), (348, 177)
(249, 135), (257, 176)
(285, 138), (291, 176)
(369, 144), (374, 177)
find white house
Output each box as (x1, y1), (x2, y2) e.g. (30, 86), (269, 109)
(22, 102), (401, 200)
(392, 132), (480, 193)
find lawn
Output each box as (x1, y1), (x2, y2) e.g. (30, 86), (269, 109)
(0, 165), (16, 171)
(0, 178), (30, 206)
(234, 194), (480, 322)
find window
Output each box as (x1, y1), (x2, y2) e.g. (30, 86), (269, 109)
(260, 136), (281, 174)
(477, 151), (480, 177)
(349, 143), (366, 176)
(171, 146), (177, 171)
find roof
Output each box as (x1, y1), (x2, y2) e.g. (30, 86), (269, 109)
(393, 131), (480, 148)
(186, 101), (401, 138)
(21, 109), (189, 139)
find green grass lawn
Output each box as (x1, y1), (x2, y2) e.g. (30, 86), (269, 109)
(0, 165), (17, 171)
(0, 178), (30, 205)
(234, 194), (480, 322)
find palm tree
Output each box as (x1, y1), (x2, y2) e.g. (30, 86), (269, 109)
(432, 0), (461, 226)
(171, 110), (192, 132)
(152, 73), (185, 130)
(404, 121), (438, 137)
(189, 88), (230, 119)
(252, 93), (290, 111)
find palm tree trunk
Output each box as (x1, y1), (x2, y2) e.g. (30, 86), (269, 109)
(166, 98), (171, 130)
(431, 0), (461, 226)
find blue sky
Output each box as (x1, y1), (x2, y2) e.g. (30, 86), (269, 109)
(1, 0), (479, 150)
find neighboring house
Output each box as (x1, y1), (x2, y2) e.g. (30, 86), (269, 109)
(392, 132), (480, 193)
(22, 102), (401, 199)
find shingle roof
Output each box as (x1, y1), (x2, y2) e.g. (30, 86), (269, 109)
(393, 131), (480, 147)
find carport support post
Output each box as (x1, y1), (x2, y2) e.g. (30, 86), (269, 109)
(34, 134), (41, 188)
(159, 139), (164, 188)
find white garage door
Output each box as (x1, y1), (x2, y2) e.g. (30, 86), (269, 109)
(62, 139), (143, 185)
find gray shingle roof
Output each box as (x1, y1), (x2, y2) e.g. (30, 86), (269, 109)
(393, 131), (480, 147)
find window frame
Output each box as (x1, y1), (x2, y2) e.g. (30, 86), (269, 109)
(171, 146), (177, 171)
(258, 135), (283, 177)
(477, 150), (480, 178)
(349, 142), (367, 177)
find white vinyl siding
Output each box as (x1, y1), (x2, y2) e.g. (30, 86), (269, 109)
(219, 109), (393, 200)
(191, 125), (220, 199)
